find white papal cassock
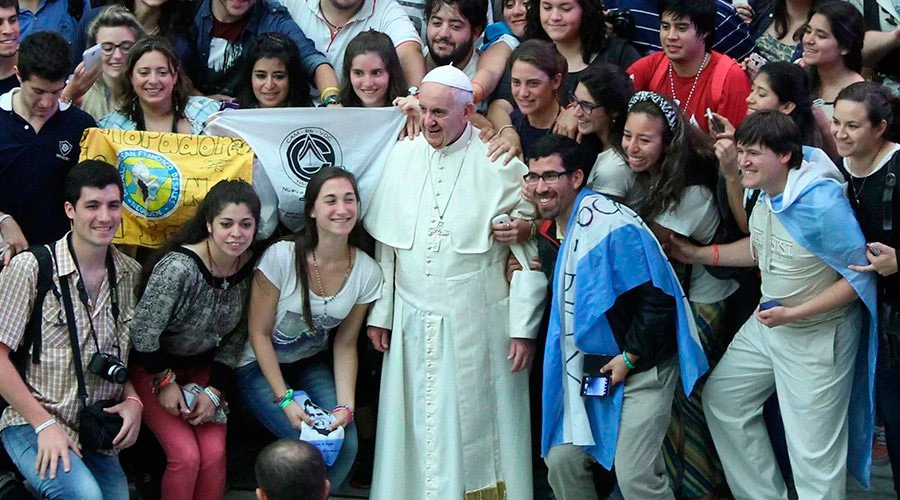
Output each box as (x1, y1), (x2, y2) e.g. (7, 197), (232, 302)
(364, 125), (546, 499)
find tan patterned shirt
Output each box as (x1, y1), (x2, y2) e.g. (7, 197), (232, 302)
(0, 235), (140, 442)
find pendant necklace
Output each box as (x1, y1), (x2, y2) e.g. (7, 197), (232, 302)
(312, 248), (353, 318)
(206, 238), (240, 291)
(848, 141), (886, 205)
(668, 51), (710, 111)
(425, 136), (471, 250)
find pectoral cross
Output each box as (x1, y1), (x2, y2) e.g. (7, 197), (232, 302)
(427, 218), (449, 252)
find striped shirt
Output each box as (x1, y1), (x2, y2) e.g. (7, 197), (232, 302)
(0, 236), (141, 442)
(605, 0), (755, 61)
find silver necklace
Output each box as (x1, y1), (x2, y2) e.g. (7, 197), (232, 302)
(668, 52), (710, 111)
(424, 137), (471, 250)
(311, 248), (353, 318)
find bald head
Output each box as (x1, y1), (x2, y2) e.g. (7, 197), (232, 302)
(255, 440), (329, 500)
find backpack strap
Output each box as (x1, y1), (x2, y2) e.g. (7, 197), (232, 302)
(649, 54), (670, 93)
(16, 243), (57, 371)
(710, 53), (735, 110)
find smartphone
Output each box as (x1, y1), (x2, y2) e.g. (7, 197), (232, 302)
(867, 243), (882, 256)
(759, 300), (782, 311)
(706, 108), (724, 134)
(82, 44), (103, 70)
(491, 214), (511, 226)
(746, 52), (768, 80)
(581, 373), (611, 397)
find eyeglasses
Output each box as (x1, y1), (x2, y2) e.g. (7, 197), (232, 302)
(523, 171), (572, 185)
(99, 41), (135, 55)
(569, 93), (601, 116)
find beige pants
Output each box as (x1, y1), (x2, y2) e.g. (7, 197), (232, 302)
(702, 304), (861, 500)
(546, 358), (678, 500)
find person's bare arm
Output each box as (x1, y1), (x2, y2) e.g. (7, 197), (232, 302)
(396, 41), (426, 86)
(0, 344), (81, 480)
(863, 27), (900, 67)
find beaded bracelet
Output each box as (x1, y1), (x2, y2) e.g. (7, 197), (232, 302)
(622, 351), (636, 370)
(332, 405), (354, 424)
(278, 389), (295, 410)
(34, 418), (57, 435)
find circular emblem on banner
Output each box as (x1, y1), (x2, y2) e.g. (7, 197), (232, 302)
(117, 149), (182, 219)
(280, 127), (343, 187)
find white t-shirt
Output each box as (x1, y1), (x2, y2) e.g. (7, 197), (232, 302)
(277, 0), (421, 84)
(654, 185), (739, 304)
(237, 240), (383, 366)
(586, 149), (637, 203)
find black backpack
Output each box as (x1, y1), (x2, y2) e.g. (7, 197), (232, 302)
(0, 244), (56, 495)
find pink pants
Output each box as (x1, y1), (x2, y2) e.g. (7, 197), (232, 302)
(131, 364), (227, 500)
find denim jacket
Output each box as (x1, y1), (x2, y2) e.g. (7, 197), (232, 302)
(188, 0), (329, 96)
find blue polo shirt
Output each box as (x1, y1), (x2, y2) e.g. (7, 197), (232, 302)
(18, 0), (87, 44)
(0, 89), (96, 245)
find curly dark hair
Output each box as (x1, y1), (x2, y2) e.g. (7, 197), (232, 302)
(115, 36), (193, 130)
(524, 0), (608, 65)
(139, 180), (261, 294)
(237, 33), (312, 108)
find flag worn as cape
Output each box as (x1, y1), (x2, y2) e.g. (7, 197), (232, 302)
(542, 189), (709, 469)
(204, 107), (406, 232)
(761, 157), (879, 488)
(79, 128), (254, 247)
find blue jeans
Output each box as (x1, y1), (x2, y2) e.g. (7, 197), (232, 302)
(235, 357), (358, 488)
(1, 424), (128, 500)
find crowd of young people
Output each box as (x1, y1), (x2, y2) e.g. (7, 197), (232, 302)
(0, 0), (898, 497)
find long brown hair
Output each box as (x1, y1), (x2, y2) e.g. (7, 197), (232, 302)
(289, 168), (362, 328)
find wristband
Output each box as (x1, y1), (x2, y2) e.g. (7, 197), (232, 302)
(204, 387), (221, 408)
(278, 389), (295, 410)
(323, 94), (342, 106)
(34, 418), (57, 435)
(622, 351), (636, 370)
(472, 81), (485, 104)
(152, 369), (175, 395)
(333, 405), (354, 424)
(712, 244), (720, 266)
(529, 219), (537, 240)
(0, 214), (11, 226)
(320, 86), (340, 101)
(126, 396), (144, 410)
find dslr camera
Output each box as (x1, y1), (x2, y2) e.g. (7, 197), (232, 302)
(88, 352), (128, 384)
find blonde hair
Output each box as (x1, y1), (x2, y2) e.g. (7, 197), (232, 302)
(87, 5), (146, 45)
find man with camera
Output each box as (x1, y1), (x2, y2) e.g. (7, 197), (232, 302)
(529, 134), (707, 499)
(0, 160), (142, 500)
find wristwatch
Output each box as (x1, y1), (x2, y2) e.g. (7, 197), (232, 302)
(407, 86), (419, 97)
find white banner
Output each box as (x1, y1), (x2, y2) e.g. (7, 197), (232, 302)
(206, 107), (406, 232)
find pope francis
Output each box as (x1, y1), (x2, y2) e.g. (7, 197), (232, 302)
(363, 65), (547, 499)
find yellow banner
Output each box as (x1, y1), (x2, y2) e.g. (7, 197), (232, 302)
(79, 128), (254, 247)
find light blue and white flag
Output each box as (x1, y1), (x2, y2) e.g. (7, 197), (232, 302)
(542, 189), (709, 469)
(205, 107), (406, 232)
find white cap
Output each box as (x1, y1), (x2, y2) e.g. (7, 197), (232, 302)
(421, 65), (473, 92)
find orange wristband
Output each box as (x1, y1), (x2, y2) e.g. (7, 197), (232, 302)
(472, 81), (485, 104)
(712, 244), (720, 266)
